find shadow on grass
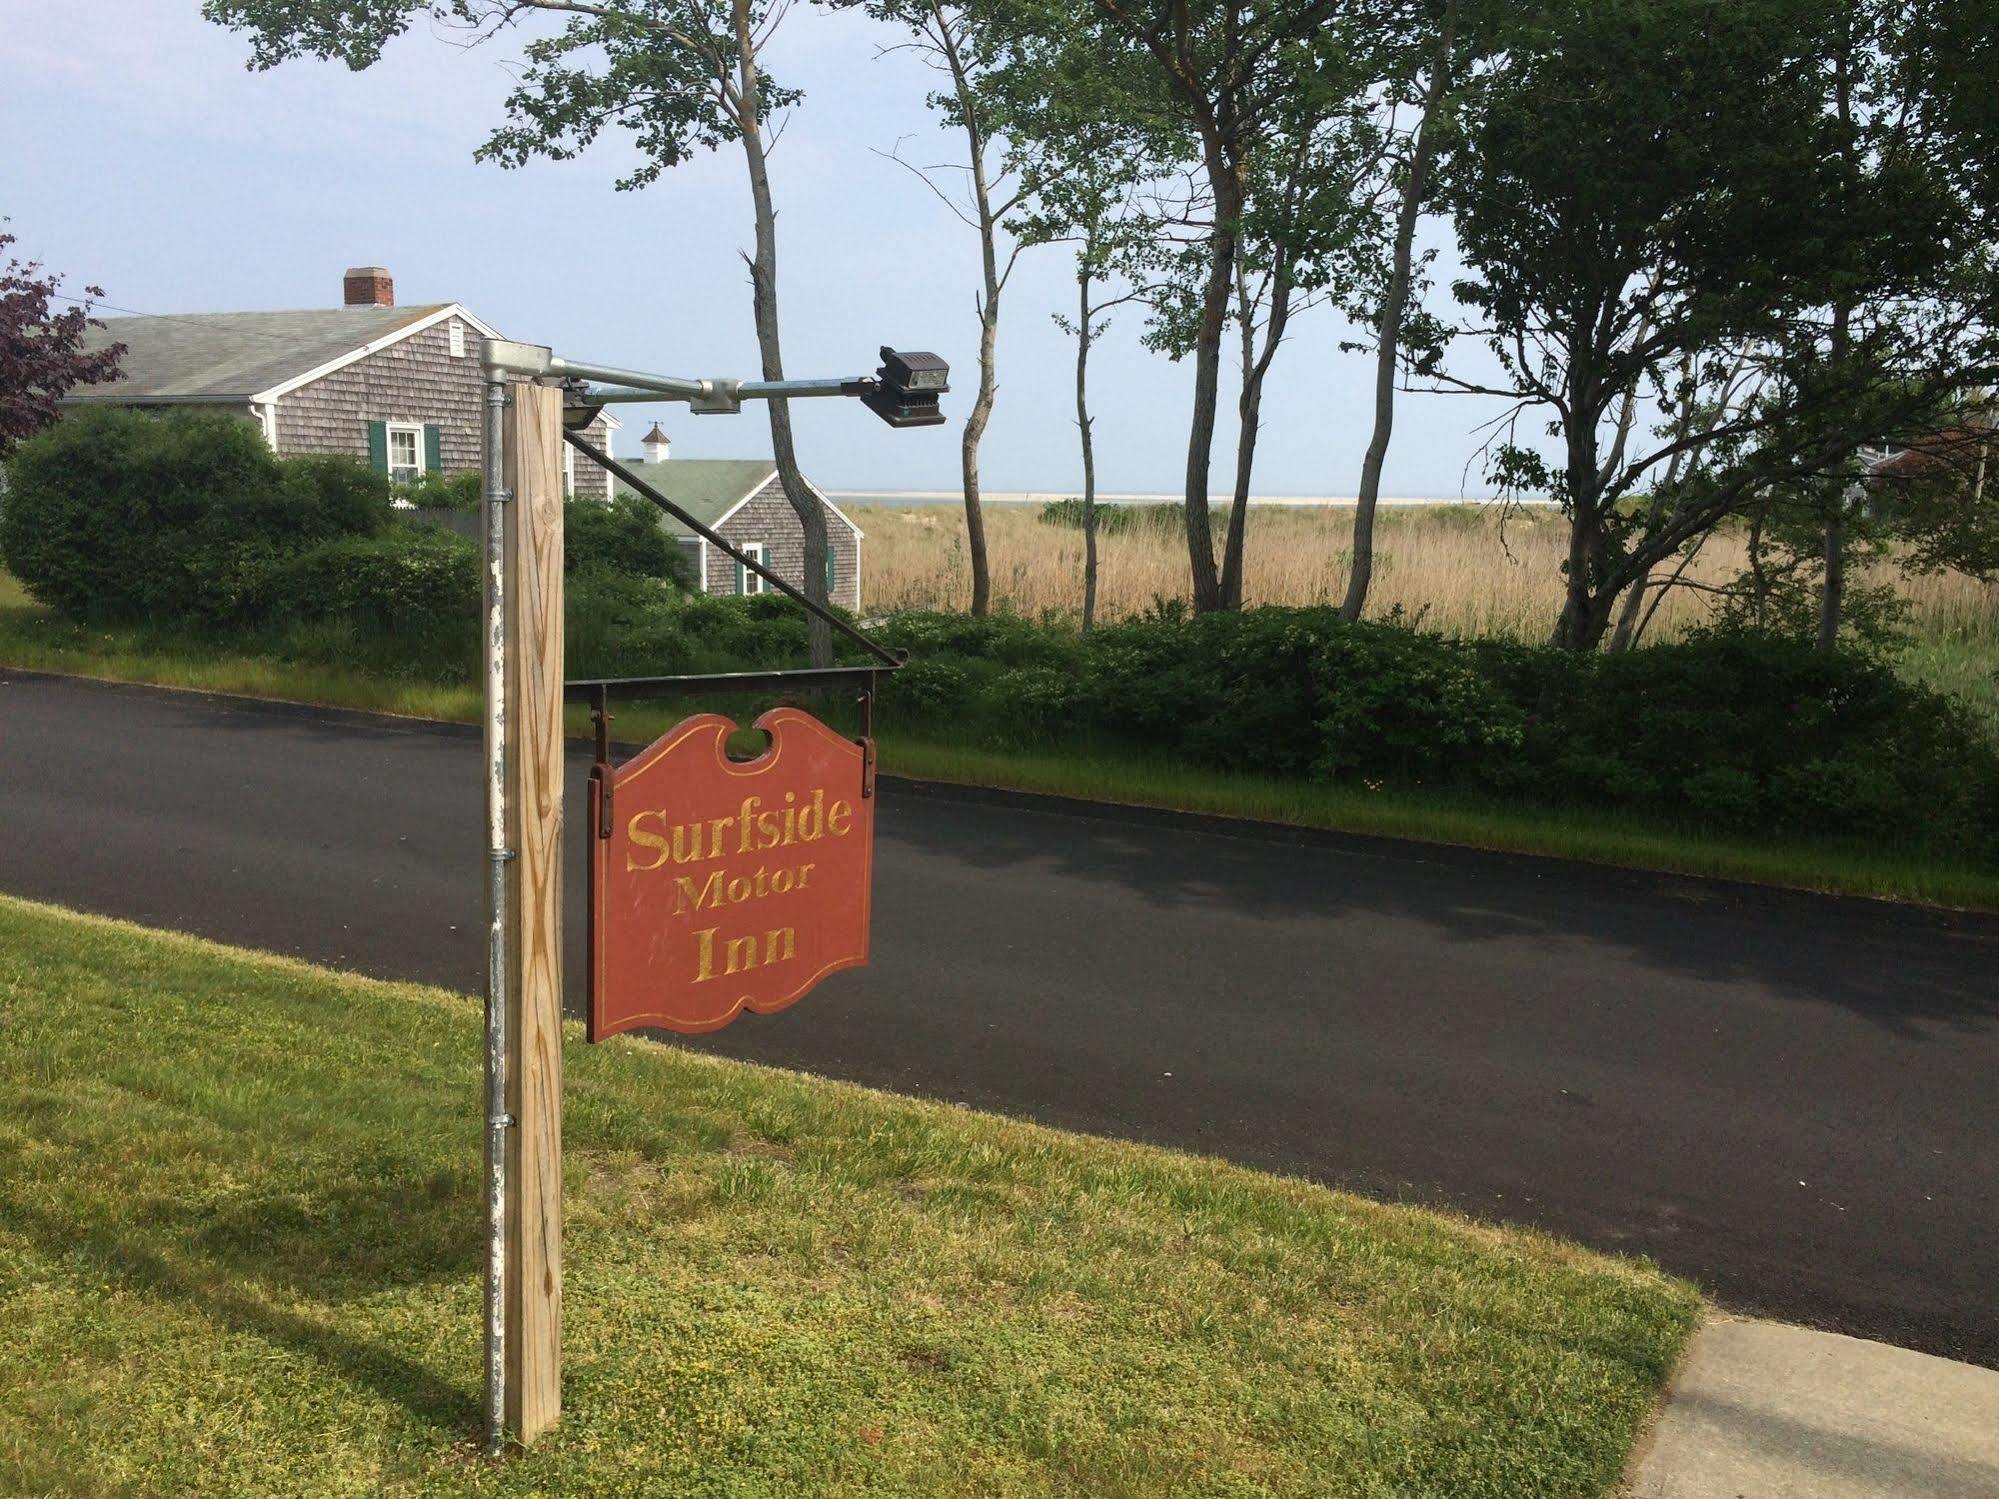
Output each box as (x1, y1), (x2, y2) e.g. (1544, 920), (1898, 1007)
(9, 1181), (482, 1436)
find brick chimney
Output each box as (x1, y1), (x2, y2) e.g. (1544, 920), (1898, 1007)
(343, 266), (394, 307)
(642, 422), (671, 463)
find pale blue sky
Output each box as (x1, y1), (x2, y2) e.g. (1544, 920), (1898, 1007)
(3, 0), (1509, 496)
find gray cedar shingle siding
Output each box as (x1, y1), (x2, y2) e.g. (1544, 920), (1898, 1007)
(703, 475), (861, 610)
(569, 411), (612, 501)
(270, 316), (612, 496)
(273, 319), (481, 469)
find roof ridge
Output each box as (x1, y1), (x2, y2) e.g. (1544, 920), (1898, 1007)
(97, 303), (449, 322)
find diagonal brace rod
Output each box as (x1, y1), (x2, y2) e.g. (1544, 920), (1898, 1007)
(561, 429), (901, 669)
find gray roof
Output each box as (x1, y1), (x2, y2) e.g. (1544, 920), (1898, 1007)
(68, 305), (451, 403)
(611, 459), (777, 536)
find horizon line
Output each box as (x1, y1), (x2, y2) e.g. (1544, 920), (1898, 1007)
(821, 490), (1543, 507)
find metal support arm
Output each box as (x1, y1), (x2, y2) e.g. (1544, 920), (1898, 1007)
(482, 341), (872, 415)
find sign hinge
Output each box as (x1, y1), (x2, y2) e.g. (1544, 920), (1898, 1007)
(591, 701), (614, 838)
(592, 765), (613, 838)
(860, 737), (877, 800)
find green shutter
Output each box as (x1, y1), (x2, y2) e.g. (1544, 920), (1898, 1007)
(824, 547), (837, 596)
(732, 553), (746, 596)
(423, 424), (443, 474)
(366, 421), (389, 474)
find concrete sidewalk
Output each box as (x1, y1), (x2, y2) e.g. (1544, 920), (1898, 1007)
(1628, 1319), (1999, 1497)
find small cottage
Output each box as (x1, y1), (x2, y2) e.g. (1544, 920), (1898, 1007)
(67, 266), (619, 497)
(614, 424), (864, 610)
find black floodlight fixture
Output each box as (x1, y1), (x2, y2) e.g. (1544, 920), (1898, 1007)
(560, 376), (606, 431)
(862, 346), (950, 428)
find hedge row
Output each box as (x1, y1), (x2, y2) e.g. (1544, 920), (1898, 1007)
(867, 609), (1999, 857)
(0, 406), (687, 641)
(7, 410), (1991, 855)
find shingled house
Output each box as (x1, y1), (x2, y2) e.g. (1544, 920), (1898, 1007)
(67, 266), (617, 497)
(614, 423), (864, 609)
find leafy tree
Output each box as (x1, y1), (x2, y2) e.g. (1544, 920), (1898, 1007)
(0, 232), (123, 462)
(205, 0), (840, 662)
(1340, 0), (1462, 623)
(1430, 0), (1999, 651)
(994, 27), (1168, 629)
(1711, 402), (1999, 650)
(1211, 41), (1388, 609)
(1877, 413), (1999, 581)
(1081, 0), (1348, 612)
(850, 0), (1040, 618)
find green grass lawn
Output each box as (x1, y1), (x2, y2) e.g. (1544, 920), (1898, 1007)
(4, 570), (1993, 910)
(0, 895), (1698, 1497)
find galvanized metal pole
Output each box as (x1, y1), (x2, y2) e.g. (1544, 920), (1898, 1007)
(479, 359), (512, 1458)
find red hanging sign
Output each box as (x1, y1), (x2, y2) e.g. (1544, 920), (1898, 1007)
(587, 708), (875, 1039)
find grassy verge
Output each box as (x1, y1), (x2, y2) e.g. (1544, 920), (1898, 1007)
(4, 574), (1993, 911)
(876, 738), (1999, 911)
(0, 896), (1698, 1496)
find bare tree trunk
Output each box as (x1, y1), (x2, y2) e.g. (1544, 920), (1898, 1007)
(1605, 350), (1697, 652)
(1816, 506), (1846, 652)
(1817, 60), (1857, 658)
(935, 4), (998, 618)
(1225, 270), (1257, 611)
(1608, 572), (1649, 650)
(1182, 138), (1243, 614)
(1602, 427), (1668, 652)
(1222, 262), (1292, 609)
(1747, 504), (1770, 629)
(962, 296), (997, 618)
(1076, 264), (1101, 632)
(1630, 534), (1711, 647)
(1342, 0), (1458, 624)
(734, 0), (829, 665)
(1550, 417), (1615, 649)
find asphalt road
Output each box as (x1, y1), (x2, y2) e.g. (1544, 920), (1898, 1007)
(3, 670), (1994, 1366)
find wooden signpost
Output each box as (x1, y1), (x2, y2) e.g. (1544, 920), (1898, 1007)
(499, 381), (565, 1443)
(479, 337), (932, 1457)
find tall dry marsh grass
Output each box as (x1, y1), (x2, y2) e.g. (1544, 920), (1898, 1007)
(853, 501), (1999, 717)
(855, 500), (1995, 642)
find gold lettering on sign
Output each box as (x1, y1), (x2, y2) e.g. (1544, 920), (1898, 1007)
(671, 863), (816, 916)
(693, 924), (797, 982)
(628, 788), (855, 875)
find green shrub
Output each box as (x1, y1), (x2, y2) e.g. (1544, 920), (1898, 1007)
(1037, 498), (1226, 537)
(395, 470), (482, 512)
(266, 531), (478, 641)
(870, 605), (1999, 857)
(282, 455), (396, 538)
(1079, 608), (1521, 784)
(0, 407), (389, 625)
(566, 494), (690, 585)
(565, 574), (816, 681)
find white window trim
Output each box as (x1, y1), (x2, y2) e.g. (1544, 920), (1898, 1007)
(563, 443), (577, 498)
(386, 422), (426, 485)
(739, 542), (770, 595)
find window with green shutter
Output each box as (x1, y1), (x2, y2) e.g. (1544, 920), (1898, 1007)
(366, 421), (389, 475)
(736, 543), (768, 596)
(824, 547), (837, 596)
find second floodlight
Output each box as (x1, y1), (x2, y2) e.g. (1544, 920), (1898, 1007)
(861, 347), (950, 428)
